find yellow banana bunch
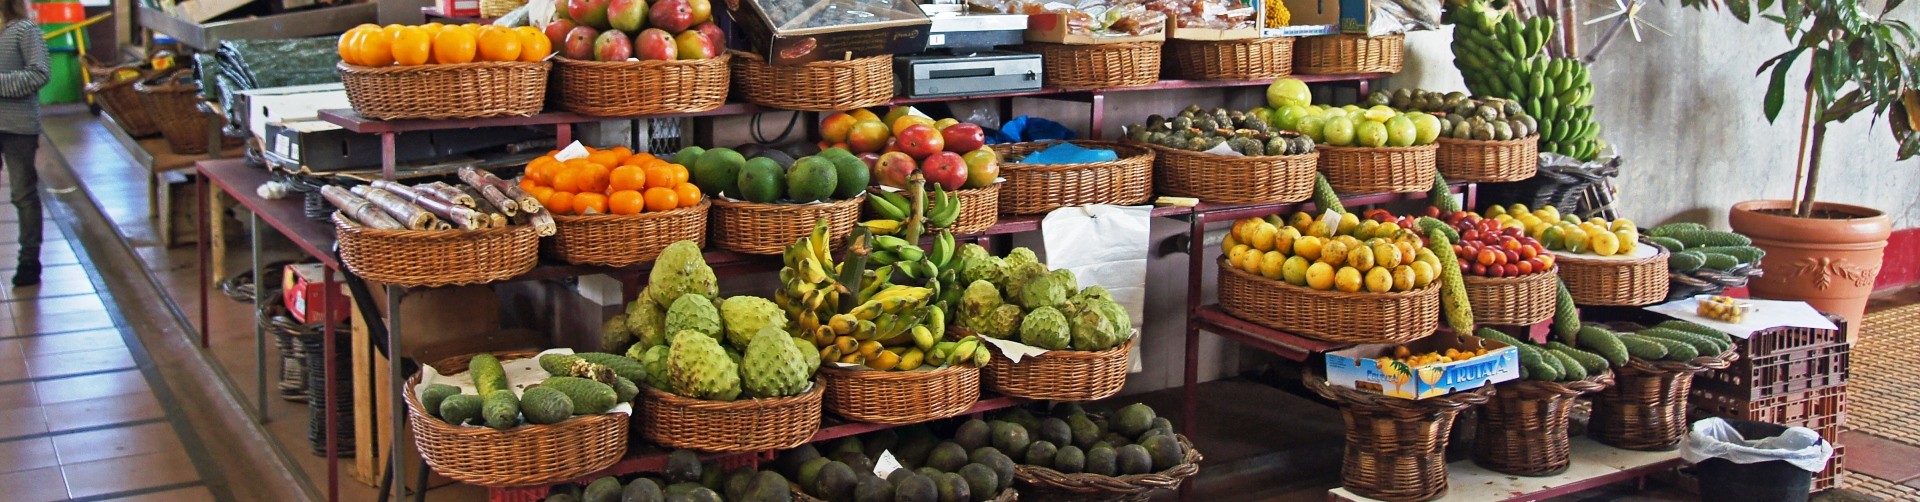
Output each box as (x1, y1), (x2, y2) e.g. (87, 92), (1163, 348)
(777, 220), (842, 339)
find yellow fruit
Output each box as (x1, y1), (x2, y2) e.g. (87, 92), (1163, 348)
(476, 26), (522, 62)
(1335, 267), (1364, 293)
(1507, 203), (1528, 215)
(1231, 218), (1254, 243)
(390, 26), (432, 66)
(1240, 247), (1265, 274)
(1348, 244), (1375, 271)
(1391, 265), (1415, 292)
(1562, 228), (1590, 253)
(1534, 207), (1559, 222)
(1372, 243), (1402, 270)
(1229, 244), (1251, 263)
(1289, 212), (1315, 233)
(1248, 222), (1278, 252)
(1353, 220), (1379, 241)
(1259, 251), (1288, 280)
(1319, 239), (1349, 266)
(1274, 226), (1300, 257)
(1397, 242), (1421, 266)
(1282, 256), (1310, 285)
(1364, 267), (1393, 293)
(1410, 261), (1436, 288)
(1611, 218), (1636, 232)
(1339, 212), (1360, 235)
(433, 28), (477, 65)
(1542, 226), (1567, 250)
(1487, 205), (1509, 217)
(1517, 214), (1542, 228)
(1307, 262), (1336, 290)
(1221, 234), (1240, 256)
(1615, 230), (1638, 254)
(1493, 214), (1513, 223)
(1307, 220), (1333, 239)
(1590, 230), (1621, 256)
(1294, 236), (1324, 261)
(1415, 248), (1440, 269)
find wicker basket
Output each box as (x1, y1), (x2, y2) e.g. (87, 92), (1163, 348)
(1167, 37), (1294, 80)
(1295, 34), (1405, 74)
(947, 184), (1001, 234)
(984, 338), (1132, 402)
(1666, 265), (1762, 303)
(1317, 144), (1438, 194)
(730, 51), (892, 111)
(1461, 270), (1558, 326)
(816, 364), (980, 424)
(135, 72), (245, 155)
(543, 200), (710, 267)
(88, 66), (161, 137)
(991, 141), (1155, 215)
(1016, 434), (1202, 500)
(1217, 258), (1439, 344)
(638, 381), (824, 452)
(1148, 144), (1317, 204)
(796, 486), (1017, 502)
(480, 0), (526, 17)
(1307, 373), (1490, 502)
(1023, 42), (1162, 88)
(1557, 246), (1671, 306)
(1436, 135), (1539, 183)
(332, 213), (540, 288)
(338, 61), (549, 120)
(552, 55), (731, 116)
(1471, 373), (1613, 476)
(408, 352), (627, 487)
(1590, 353), (1736, 451)
(708, 196), (864, 255)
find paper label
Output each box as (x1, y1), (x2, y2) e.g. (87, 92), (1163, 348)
(553, 141), (590, 162)
(873, 451), (903, 478)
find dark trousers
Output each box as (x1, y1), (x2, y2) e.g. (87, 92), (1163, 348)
(0, 132), (39, 257)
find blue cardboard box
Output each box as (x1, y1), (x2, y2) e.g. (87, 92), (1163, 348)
(1325, 332), (1520, 400)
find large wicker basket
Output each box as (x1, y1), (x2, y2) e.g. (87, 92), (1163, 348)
(816, 364), (980, 424)
(552, 55), (731, 116)
(135, 72), (245, 155)
(88, 66), (161, 137)
(480, 0), (526, 17)
(731, 51), (892, 111)
(1148, 144), (1317, 204)
(1015, 434), (1202, 500)
(991, 141), (1155, 215)
(1591, 352), (1735, 451)
(708, 196), (864, 255)
(1167, 37), (1294, 80)
(1317, 144), (1439, 194)
(1023, 42), (1162, 88)
(1436, 135), (1539, 183)
(1295, 34), (1405, 74)
(638, 381), (824, 452)
(1557, 246), (1671, 306)
(408, 352), (627, 487)
(984, 338), (1132, 402)
(1307, 373), (1490, 502)
(1218, 258), (1439, 344)
(543, 200), (710, 267)
(332, 213), (540, 287)
(1471, 373), (1613, 476)
(338, 61), (550, 120)
(1462, 270), (1558, 326)
(947, 185), (1001, 234)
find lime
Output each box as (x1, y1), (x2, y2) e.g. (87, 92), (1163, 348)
(1267, 78), (1312, 108)
(1323, 117), (1356, 146)
(1355, 120), (1389, 147)
(1408, 112), (1442, 145)
(1384, 115), (1417, 147)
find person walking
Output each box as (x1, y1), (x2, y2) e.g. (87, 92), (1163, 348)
(0, 0), (47, 287)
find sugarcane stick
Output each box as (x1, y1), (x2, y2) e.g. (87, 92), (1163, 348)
(459, 167), (540, 213)
(414, 192), (489, 230)
(320, 185), (404, 230)
(461, 184), (518, 218)
(422, 182), (476, 207)
(368, 180), (425, 203)
(526, 208), (556, 236)
(350, 186), (435, 230)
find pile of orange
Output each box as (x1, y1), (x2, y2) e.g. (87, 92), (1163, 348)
(520, 146), (703, 216)
(338, 23), (551, 67)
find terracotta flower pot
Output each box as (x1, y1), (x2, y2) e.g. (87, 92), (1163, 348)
(1728, 200), (1891, 341)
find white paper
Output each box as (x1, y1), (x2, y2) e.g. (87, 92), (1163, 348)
(1200, 142), (1244, 157)
(1041, 204), (1153, 372)
(527, 0), (555, 28)
(1644, 296), (1840, 339)
(981, 331), (1140, 364)
(414, 348), (635, 428)
(873, 451), (904, 478)
(553, 141), (590, 162)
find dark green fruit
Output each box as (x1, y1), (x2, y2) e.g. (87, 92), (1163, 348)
(1101, 432), (1132, 448)
(481, 389), (520, 429)
(1052, 403), (1087, 418)
(1115, 444), (1153, 475)
(1035, 418), (1072, 447)
(953, 419), (991, 452)
(832, 451), (875, 474)
(621, 478), (663, 502)
(521, 386), (573, 425)
(680, 487), (722, 502)
(933, 473), (970, 502)
(989, 422), (1032, 463)
(778, 445), (823, 478)
(584, 477), (623, 502)
(894, 432), (939, 469)
(864, 430), (899, 460)
(1053, 446), (1086, 474)
(439, 394), (483, 425)
(1084, 445), (1117, 476)
(855, 476), (894, 502)
(549, 495), (580, 502)
(1139, 434), (1185, 472)
(736, 157), (785, 203)
(1023, 441), (1059, 469)
(797, 457), (832, 490)
(724, 468), (756, 501)
(957, 464), (997, 502)
(997, 408), (1042, 434)
(915, 467), (943, 479)
(1148, 418), (1174, 437)
(816, 461), (859, 502)
(967, 449), (1014, 492)
(744, 472), (792, 502)
(1066, 414), (1101, 450)
(665, 450), (702, 484)
(926, 442), (969, 472)
(664, 483), (705, 500)
(1110, 404), (1156, 438)
(831, 437), (866, 458)
(891, 473), (937, 502)
(420, 384), (460, 418)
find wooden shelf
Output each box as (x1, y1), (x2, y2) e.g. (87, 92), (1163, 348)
(137, 3), (378, 51)
(1327, 437), (1685, 501)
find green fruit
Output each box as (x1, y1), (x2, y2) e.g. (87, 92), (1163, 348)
(673, 146), (706, 168)
(721, 296), (789, 349)
(1115, 444), (1153, 475)
(1018, 306), (1071, 350)
(627, 296), (670, 350)
(1272, 103), (1311, 131)
(1110, 403), (1156, 438)
(1701, 252), (1740, 271)
(953, 419), (991, 452)
(665, 295), (723, 343)
(1692, 246), (1765, 265)
(1669, 251), (1707, 272)
(829, 153), (871, 199)
(1084, 445), (1117, 476)
(1631, 334), (1698, 360)
(1139, 434), (1185, 472)
(1576, 326), (1629, 368)
(1323, 117), (1356, 146)
(1548, 349), (1587, 381)
(1409, 112), (1442, 145)
(692, 147), (747, 197)
(796, 457), (831, 490)
(481, 389), (520, 429)
(1670, 229), (1752, 248)
(1266, 78), (1312, 108)
(741, 328), (812, 398)
(520, 386), (574, 424)
(1617, 335), (1669, 360)
(470, 353), (507, 396)
(667, 332), (743, 401)
(989, 422), (1032, 462)
(927, 442), (969, 472)
(623, 479), (664, 502)
(1648, 222), (1707, 237)
(892, 473), (937, 502)
(1552, 279), (1580, 342)
(1384, 115), (1417, 147)
(787, 156), (840, 203)
(933, 473), (970, 502)
(420, 384), (460, 418)
(1053, 446), (1086, 473)
(584, 477), (623, 502)
(814, 462), (858, 502)
(855, 476), (893, 502)
(649, 241), (719, 307)
(1354, 120), (1389, 147)
(1547, 342), (1608, 374)
(1638, 327), (1729, 356)
(1295, 115), (1328, 142)
(736, 157), (786, 203)
(439, 393), (484, 425)
(541, 376), (619, 414)
(1654, 320), (1734, 346)
(574, 352), (648, 382)
(958, 464), (998, 501)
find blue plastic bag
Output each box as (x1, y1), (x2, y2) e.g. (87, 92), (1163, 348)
(1020, 142), (1119, 165)
(989, 115), (1076, 144)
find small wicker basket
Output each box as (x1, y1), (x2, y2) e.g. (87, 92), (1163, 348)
(1462, 270), (1559, 326)
(1471, 372), (1613, 476)
(88, 66), (161, 137)
(1167, 37), (1294, 80)
(408, 352), (627, 487)
(731, 51), (892, 111)
(1015, 434), (1203, 500)
(1590, 352), (1736, 451)
(1217, 258), (1439, 344)
(984, 338), (1132, 402)
(332, 213), (540, 288)
(1317, 143), (1439, 194)
(947, 184), (1001, 234)
(1023, 42), (1162, 88)
(1436, 135), (1540, 183)
(135, 71), (245, 155)
(543, 200), (710, 267)
(991, 141), (1155, 215)
(637, 381), (824, 452)
(337, 61), (550, 120)
(1294, 34), (1405, 74)
(480, 0), (526, 18)
(816, 364), (980, 424)
(1307, 373), (1490, 502)
(552, 55), (732, 116)
(1148, 144), (1318, 204)
(708, 196), (864, 255)
(1557, 246), (1672, 306)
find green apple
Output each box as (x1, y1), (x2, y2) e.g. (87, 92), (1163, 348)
(1266, 78), (1312, 108)
(1272, 104), (1311, 131)
(1408, 112), (1442, 145)
(1323, 117), (1356, 146)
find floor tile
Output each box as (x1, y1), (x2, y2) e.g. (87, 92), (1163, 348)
(0, 337), (20, 361)
(15, 308), (116, 336)
(39, 393), (163, 432)
(0, 379), (36, 406)
(34, 369), (148, 404)
(0, 466), (69, 502)
(0, 404), (48, 439)
(10, 294), (105, 318)
(24, 346), (134, 378)
(0, 356), (25, 381)
(61, 449), (202, 499)
(0, 437), (57, 473)
(1839, 431), (1920, 483)
(16, 328), (124, 356)
(99, 485), (214, 502)
(50, 421), (184, 465)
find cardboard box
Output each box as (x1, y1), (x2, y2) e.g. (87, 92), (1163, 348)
(725, 0), (931, 65)
(284, 263), (351, 325)
(1024, 12), (1168, 44)
(437, 0), (480, 17)
(1336, 0), (1377, 33)
(236, 83), (352, 142)
(1169, 26), (1261, 41)
(1325, 332), (1520, 400)
(1262, 0), (1341, 37)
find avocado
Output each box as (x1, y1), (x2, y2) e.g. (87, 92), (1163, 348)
(828, 153), (871, 199)
(1115, 444), (1152, 475)
(815, 461), (859, 502)
(1085, 445), (1117, 476)
(1101, 432), (1132, 448)
(665, 450), (703, 484)
(420, 384), (460, 418)
(664, 483), (705, 499)
(831, 437), (866, 458)
(1052, 402), (1086, 418)
(700, 462), (726, 491)
(737, 157), (786, 203)
(988, 422), (1031, 463)
(1148, 417), (1174, 437)
(743, 472), (793, 502)
(787, 156), (840, 203)
(1066, 414), (1101, 450)
(621, 478), (664, 502)
(673, 146), (706, 168)
(933, 473), (970, 502)
(1053, 446), (1085, 474)
(1110, 403), (1156, 438)
(1023, 441), (1059, 469)
(831, 451), (875, 474)
(724, 468), (757, 501)
(854, 476), (894, 502)
(967, 449), (1013, 492)
(1035, 418), (1071, 448)
(997, 408), (1042, 434)
(582, 477), (623, 502)
(548, 495), (579, 502)
(863, 429), (899, 461)
(891, 473), (937, 502)
(893, 431), (939, 469)
(957, 464), (997, 502)
(915, 467), (944, 479)
(926, 442), (969, 473)
(797, 457), (832, 491)
(953, 419), (991, 452)
(692, 147), (746, 197)
(1139, 434), (1185, 473)
(679, 487), (722, 502)
(778, 444), (823, 478)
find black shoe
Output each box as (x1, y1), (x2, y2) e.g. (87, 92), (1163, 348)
(12, 257), (39, 287)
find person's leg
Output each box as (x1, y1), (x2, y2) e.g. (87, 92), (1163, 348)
(2, 132), (42, 287)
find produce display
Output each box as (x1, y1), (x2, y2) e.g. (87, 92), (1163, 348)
(818, 107), (999, 192)
(338, 23), (553, 66)
(612, 241), (820, 400)
(1431, 209), (1558, 278)
(776, 220), (989, 371)
(322, 167), (557, 235)
(423, 352), (636, 429)
(1367, 89), (1539, 142)
(1123, 105), (1317, 156)
(1221, 210), (1441, 293)
(520, 146), (706, 215)
(1695, 295), (1753, 323)
(1614, 320), (1735, 361)
(1646, 222), (1764, 273)
(1473, 327), (1622, 382)
(1463, 204), (1638, 258)
(676, 145), (869, 204)
(1447, 5), (1602, 159)
(954, 245), (1132, 352)
(1254, 79), (1443, 149)
(548, 0), (724, 61)
(1373, 344), (1493, 370)
(979, 0), (1170, 37)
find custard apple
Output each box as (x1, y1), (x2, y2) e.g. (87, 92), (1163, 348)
(1019, 306), (1071, 350)
(795, 336), (822, 374)
(1006, 247), (1039, 269)
(639, 344), (672, 390)
(601, 314), (635, 353)
(957, 243), (991, 265)
(668, 332), (742, 401)
(1069, 300), (1126, 351)
(665, 294), (723, 343)
(625, 293), (669, 350)
(960, 280), (1005, 322)
(1019, 268), (1074, 310)
(960, 256), (1009, 289)
(742, 328), (812, 398)
(1071, 285), (1113, 304)
(976, 304), (1026, 339)
(649, 241), (718, 307)
(721, 296), (789, 351)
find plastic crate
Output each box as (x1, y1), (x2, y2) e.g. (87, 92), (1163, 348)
(1691, 385), (1848, 438)
(1813, 444), (1845, 493)
(1693, 315), (1850, 401)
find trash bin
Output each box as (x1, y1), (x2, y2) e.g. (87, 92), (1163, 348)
(1682, 418), (1835, 502)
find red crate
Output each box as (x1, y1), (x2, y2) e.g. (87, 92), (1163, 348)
(1695, 318), (1850, 401)
(1691, 385), (1848, 438)
(1814, 444), (1846, 493)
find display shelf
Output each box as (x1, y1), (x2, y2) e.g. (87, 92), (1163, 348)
(137, 3), (379, 51)
(1191, 305), (1352, 362)
(1326, 437), (1685, 501)
(422, 7), (493, 25)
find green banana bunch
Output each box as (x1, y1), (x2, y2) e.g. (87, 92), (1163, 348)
(865, 188), (912, 221)
(869, 235), (928, 266)
(860, 219), (905, 237)
(926, 186), (961, 229)
(927, 335), (992, 368)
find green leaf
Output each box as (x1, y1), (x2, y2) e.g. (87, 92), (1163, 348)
(1900, 132), (1920, 160)
(1886, 0), (1906, 16)
(1730, 0), (1752, 22)
(1764, 48), (1807, 122)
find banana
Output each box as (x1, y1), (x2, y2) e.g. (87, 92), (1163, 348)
(870, 250), (901, 266)
(927, 186), (960, 228)
(894, 245), (925, 263)
(972, 345), (991, 367)
(873, 235), (913, 251)
(925, 305), (946, 339)
(809, 219), (832, 265)
(861, 219), (904, 236)
(829, 313), (860, 335)
(897, 348), (925, 371)
(912, 325), (936, 351)
(866, 191), (909, 221)
(930, 231), (955, 270)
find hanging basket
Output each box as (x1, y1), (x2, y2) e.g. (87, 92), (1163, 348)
(708, 196), (865, 255)
(408, 352), (627, 487)
(730, 51), (892, 111)
(1436, 135), (1540, 182)
(1147, 144), (1318, 204)
(543, 200), (710, 267)
(637, 381), (824, 452)
(991, 140), (1155, 215)
(983, 338), (1133, 402)
(332, 213), (539, 288)
(1471, 373), (1613, 476)
(1167, 37), (1294, 80)
(1306, 373), (1490, 502)
(1294, 34), (1404, 74)
(1590, 352), (1736, 451)
(1317, 144), (1438, 194)
(816, 364), (981, 424)
(552, 55), (732, 116)
(1461, 270), (1559, 326)
(337, 61), (549, 120)
(1556, 245), (1672, 306)
(1217, 257), (1439, 344)
(1023, 42), (1162, 88)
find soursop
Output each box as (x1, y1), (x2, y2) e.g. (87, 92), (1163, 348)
(665, 294), (724, 343)
(795, 336), (822, 373)
(601, 314), (634, 354)
(1087, 300), (1132, 350)
(626, 293), (669, 350)
(976, 304), (1026, 339)
(742, 328), (812, 398)
(1069, 302), (1124, 351)
(1004, 261), (1050, 305)
(960, 280), (1005, 322)
(1019, 307), (1071, 350)
(649, 241), (719, 308)
(1020, 269), (1075, 310)
(668, 332), (743, 401)
(640, 344), (672, 390)
(721, 296), (789, 351)
(960, 256), (1010, 290)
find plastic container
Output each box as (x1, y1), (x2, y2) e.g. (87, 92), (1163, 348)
(1688, 419), (1830, 502)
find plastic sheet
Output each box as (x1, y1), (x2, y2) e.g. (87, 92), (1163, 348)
(1682, 418), (1833, 472)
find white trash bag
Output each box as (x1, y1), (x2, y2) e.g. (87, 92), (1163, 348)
(1681, 417), (1833, 472)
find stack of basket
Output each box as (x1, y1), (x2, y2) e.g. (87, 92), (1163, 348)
(1308, 373), (1489, 501)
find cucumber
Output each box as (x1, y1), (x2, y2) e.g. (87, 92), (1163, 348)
(1548, 349), (1588, 380)
(1639, 327), (1729, 356)
(1552, 279), (1580, 343)
(1691, 246), (1765, 265)
(1617, 335), (1669, 360)
(1629, 335), (1699, 361)
(1669, 251), (1707, 272)
(470, 353), (508, 396)
(1648, 222), (1706, 237)
(1575, 326), (1629, 367)
(1645, 236), (1686, 252)
(1670, 229), (1752, 248)
(1547, 342), (1608, 374)
(1654, 320), (1734, 346)
(1701, 252), (1741, 271)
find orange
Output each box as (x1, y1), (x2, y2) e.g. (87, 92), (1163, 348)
(461, 23), (484, 35)
(610, 146), (633, 158)
(381, 24), (405, 40)
(578, 163), (611, 194)
(666, 163), (690, 186)
(551, 168), (584, 193)
(391, 26), (433, 66)
(355, 28), (395, 67)
(433, 28), (477, 64)
(544, 191), (577, 215)
(642, 164), (676, 189)
(476, 26), (522, 62)
(562, 157), (591, 170)
(609, 165), (647, 191)
(674, 183), (703, 208)
(518, 177), (539, 191)
(526, 185), (554, 203)
(574, 192), (609, 215)
(643, 187), (679, 212)
(421, 23), (445, 37)
(337, 29), (363, 65)
(513, 26), (551, 62)
(610, 190), (645, 215)
(526, 156), (561, 182)
(586, 150), (622, 167)
(620, 153), (656, 167)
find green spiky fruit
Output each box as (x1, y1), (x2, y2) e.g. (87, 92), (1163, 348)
(721, 296), (789, 350)
(1692, 246), (1764, 265)
(1645, 236), (1685, 252)
(1669, 251), (1707, 272)
(1552, 279), (1579, 343)
(1616, 335), (1669, 360)
(482, 389), (520, 429)
(1654, 320), (1734, 346)
(1547, 349), (1587, 381)
(469, 353), (507, 396)
(649, 241), (719, 307)
(1669, 230), (1752, 248)
(666, 294), (724, 343)
(420, 384), (460, 418)
(641, 345), (672, 390)
(1019, 306), (1071, 350)
(1648, 222), (1707, 237)
(668, 331), (743, 401)
(742, 328), (811, 398)
(439, 394), (484, 425)
(520, 386), (574, 424)
(1575, 326), (1628, 367)
(1546, 342), (1607, 374)
(627, 295), (670, 350)
(1313, 173), (1346, 214)
(540, 376), (619, 414)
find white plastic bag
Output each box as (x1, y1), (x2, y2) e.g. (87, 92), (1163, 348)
(1681, 418), (1833, 473)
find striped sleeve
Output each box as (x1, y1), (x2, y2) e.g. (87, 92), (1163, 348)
(0, 22), (49, 99)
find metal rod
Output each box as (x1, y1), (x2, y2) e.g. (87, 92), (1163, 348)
(382, 132), (397, 181)
(324, 272), (339, 502)
(252, 212), (267, 424)
(197, 173), (209, 348)
(388, 286), (406, 502)
(1088, 93), (1105, 140)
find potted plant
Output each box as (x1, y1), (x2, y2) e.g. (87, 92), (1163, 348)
(1683, 0), (1919, 337)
